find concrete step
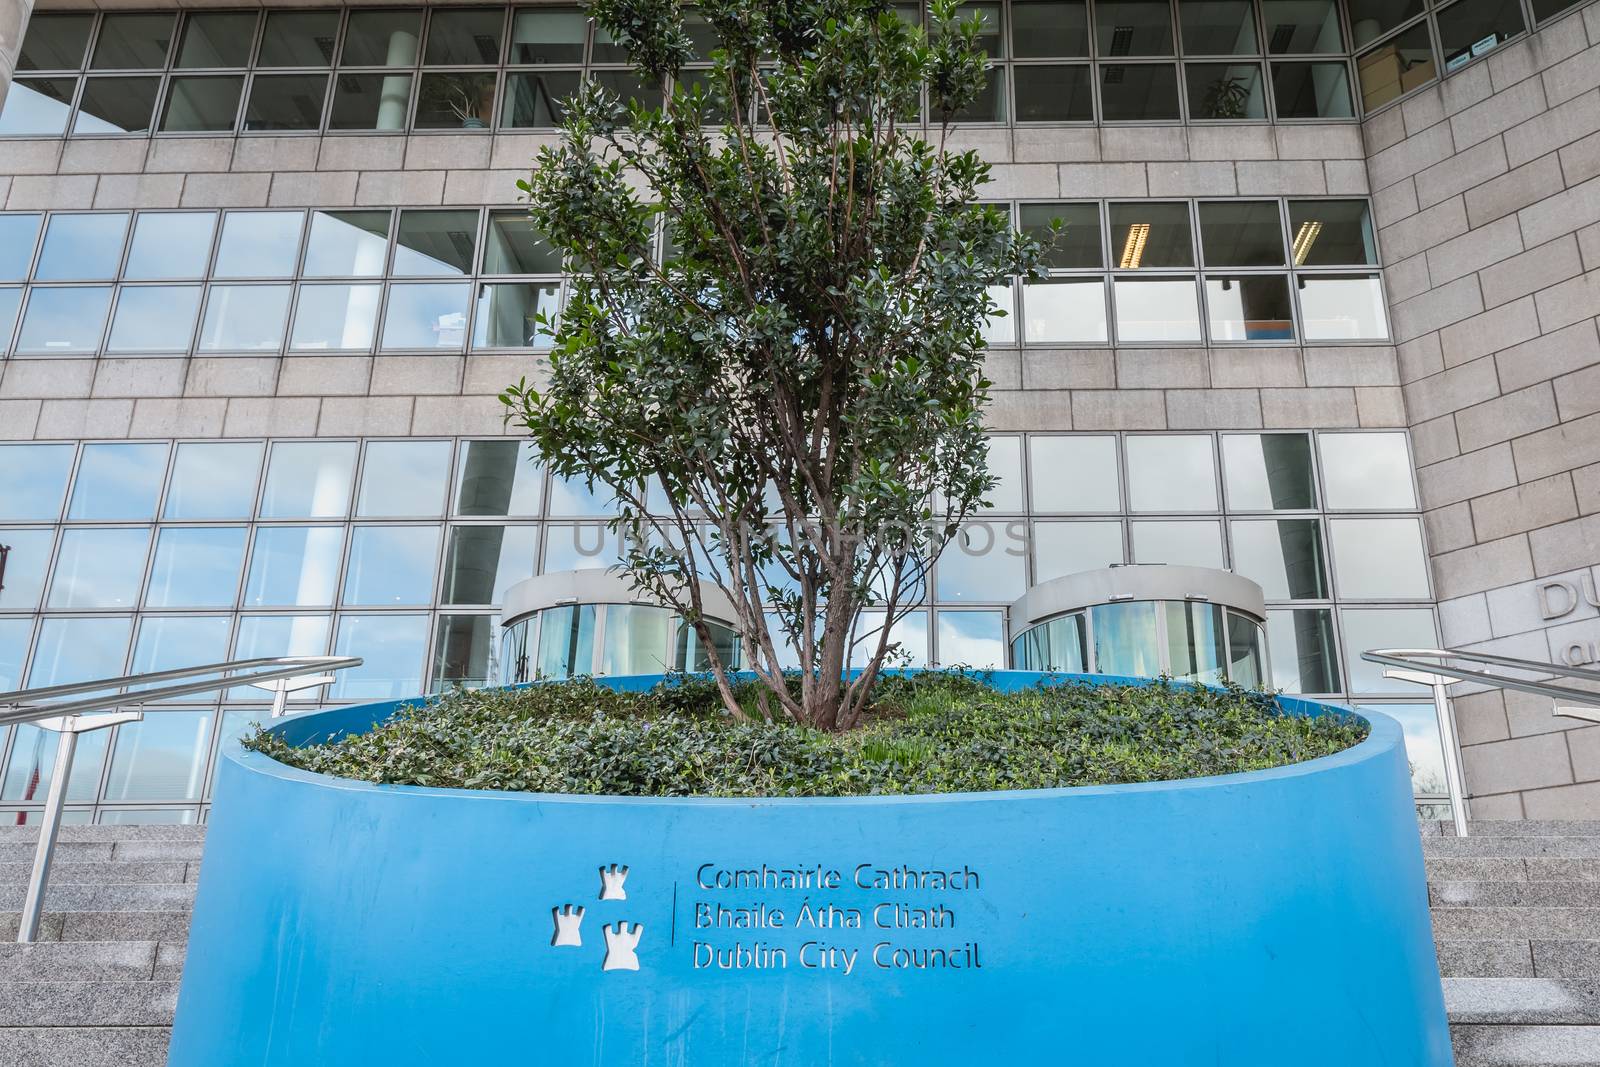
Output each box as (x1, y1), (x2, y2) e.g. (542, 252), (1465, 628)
(0, 841), (204, 865)
(1445, 978), (1600, 1024)
(0, 1025), (171, 1067)
(0, 861), (193, 886)
(0, 884), (194, 913)
(0, 981), (177, 1027)
(1424, 837), (1600, 858)
(1451, 1024), (1600, 1066)
(1434, 881), (1600, 907)
(0, 912), (195, 943)
(0, 942), (169, 982)
(1423, 821), (1600, 839)
(1439, 940), (1600, 979)
(0, 827), (205, 844)
(1435, 908), (1600, 941)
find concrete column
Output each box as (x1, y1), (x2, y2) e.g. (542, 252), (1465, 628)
(0, 0), (34, 114)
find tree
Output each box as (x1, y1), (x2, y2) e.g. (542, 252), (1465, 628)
(504, 0), (1042, 730)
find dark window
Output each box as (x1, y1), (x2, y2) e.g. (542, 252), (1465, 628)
(1109, 201), (1193, 268)
(1095, 0), (1174, 56)
(1099, 63), (1180, 121)
(1355, 22), (1434, 111)
(1345, 0), (1425, 49)
(16, 14), (93, 71)
(160, 76), (245, 133)
(394, 210), (479, 276)
(950, 67), (1007, 122)
(73, 76), (159, 135)
(1288, 200), (1376, 266)
(1021, 202), (1103, 269)
(90, 14), (175, 70)
(415, 72), (498, 129)
(1186, 62), (1266, 119)
(512, 7), (590, 64)
(1199, 201), (1284, 266)
(502, 70), (581, 126)
(341, 10), (425, 66)
(244, 74), (330, 131)
(1010, 0), (1089, 57)
(1178, 0), (1257, 55)
(329, 74), (414, 130)
(1013, 65), (1094, 121)
(425, 9), (506, 65)
(1273, 61), (1354, 118)
(176, 12), (258, 69)
(257, 12), (339, 67)
(1259, 0), (1343, 53)
(1437, 0), (1525, 73)
(484, 211), (562, 274)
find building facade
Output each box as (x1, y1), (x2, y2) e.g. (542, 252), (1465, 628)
(0, 0), (1596, 824)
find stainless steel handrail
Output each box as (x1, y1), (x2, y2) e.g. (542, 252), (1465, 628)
(1360, 647), (1600, 839)
(0, 655), (362, 943)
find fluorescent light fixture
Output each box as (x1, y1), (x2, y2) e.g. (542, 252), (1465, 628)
(1119, 223), (1150, 269)
(1292, 220), (1322, 266)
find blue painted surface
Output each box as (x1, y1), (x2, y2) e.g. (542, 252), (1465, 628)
(171, 672), (1453, 1067)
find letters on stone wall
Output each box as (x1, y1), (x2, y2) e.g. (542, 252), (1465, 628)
(1539, 572), (1600, 667)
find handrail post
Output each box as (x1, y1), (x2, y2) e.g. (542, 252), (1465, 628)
(1430, 675), (1471, 839)
(17, 725), (78, 943)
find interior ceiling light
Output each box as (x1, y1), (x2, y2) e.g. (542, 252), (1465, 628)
(1119, 223), (1150, 269)
(1109, 25), (1133, 56)
(1291, 220), (1322, 266)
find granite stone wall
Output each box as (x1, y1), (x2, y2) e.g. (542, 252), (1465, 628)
(0, 0), (33, 113)
(1361, 5), (1600, 818)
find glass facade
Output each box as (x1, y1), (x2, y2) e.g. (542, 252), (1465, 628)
(1012, 597), (1266, 688)
(499, 602), (742, 683)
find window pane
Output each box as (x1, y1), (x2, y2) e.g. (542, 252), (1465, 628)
(951, 66), (1006, 122)
(91, 14), (174, 70)
(1346, 1), (1425, 49)
(934, 523), (1027, 602)
(1199, 201), (1284, 266)
(599, 603), (673, 676)
(358, 440), (452, 517)
(0, 78), (74, 135)
(198, 284), (291, 352)
(0, 619), (28, 691)
(427, 9), (505, 64)
(145, 527), (246, 607)
(442, 525), (538, 605)
(1319, 432), (1416, 509)
(381, 282), (471, 350)
(982, 284), (1016, 345)
(0, 215), (42, 281)
(590, 70), (655, 108)
(1356, 23), (1434, 111)
(1022, 279), (1107, 343)
(502, 70), (581, 127)
(1299, 274), (1388, 340)
(288, 284), (381, 351)
(1109, 201), (1192, 268)
(1166, 601), (1225, 683)
(343, 526), (440, 605)
(261, 441), (356, 518)
(49, 528), (150, 608)
(454, 440), (543, 516)
(983, 435), (1026, 512)
(1032, 520), (1123, 580)
(1186, 62), (1266, 119)
(1230, 519), (1328, 598)
(1113, 277), (1201, 342)
(415, 72), (497, 129)
(1126, 435), (1217, 511)
(433, 614), (498, 691)
(15, 287), (111, 354)
(1226, 613), (1264, 688)
(1092, 600), (1160, 676)
(230, 615), (331, 701)
(1273, 60), (1354, 118)
(949, 3), (1002, 56)
(1206, 275), (1294, 341)
(533, 603), (596, 678)
(1289, 200), (1376, 266)
(342, 10), (424, 66)
(28, 616), (130, 688)
(3, 722), (110, 803)
(160, 75), (244, 132)
(483, 211), (560, 274)
(0, 286), (18, 348)
(546, 472), (614, 517)
(1329, 518), (1430, 598)
(1011, 0), (1089, 57)
(215, 212), (304, 278)
(542, 523), (625, 571)
(332, 615), (429, 699)
(1222, 433), (1315, 510)
(937, 611), (1004, 669)
(1014, 65), (1094, 121)
(244, 526), (344, 606)
(473, 283), (559, 349)
(177, 12), (256, 68)
(74, 76), (160, 134)
(125, 212), (216, 280)
(303, 211), (390, 277)
(104, 710), (213, 801)
(0, 529), (54, 610)
(244, 74), (329, 131)
(1096, 1), (1174, 54)
(1356, 702), (1446, 795)
(1131, 520), (1224, 567)
(1030, 436), (1119, 512)
(1343, 608), (1436, 693)
(394, 210), (477, 276)
(1099, 63), (1180, 120)
(106, 286), (202, 354)
(1020, 202), (1102, 269)
(1267, 608), (1338, 693)
(0, 444), (74, 521)
(1260, 0), (1343, 52)
(36, 214), (129, 281)
(258, 11), (339, 66)
(1533, 0), (1586, 18)
(130, 616), (229, 698)
(329, 73), (414, 131)
(510, 7), (588, 64)
(68, 442), (167, 520)
(1179, 0), (1257, 54)
(165, 441), (262, 519)
(1438, 0), (1525, 72)
(16, 14), (92, 70)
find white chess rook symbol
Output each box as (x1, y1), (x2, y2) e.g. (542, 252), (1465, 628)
(598, 863), (629, 901)
(602, 922), (644, 971)
(551, 904), (585, 948)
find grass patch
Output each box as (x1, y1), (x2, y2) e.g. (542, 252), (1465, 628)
(242, 672), (1367, 798)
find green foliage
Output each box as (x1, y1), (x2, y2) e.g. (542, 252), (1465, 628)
(243, 674), (1368, 798)
(502, 0), (1043, 729)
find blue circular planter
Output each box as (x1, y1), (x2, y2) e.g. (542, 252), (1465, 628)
(170, 672), (1452, 1066)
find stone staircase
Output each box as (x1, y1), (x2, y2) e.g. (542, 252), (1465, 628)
(0, 820), (1594, 1065)
(1428, 820), (1600, 1066)
(0, 825), (199, 1067)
